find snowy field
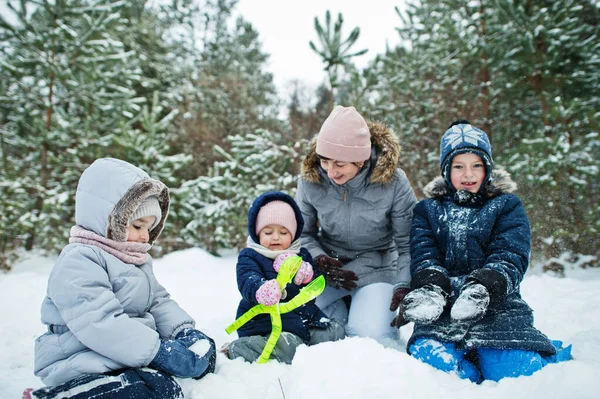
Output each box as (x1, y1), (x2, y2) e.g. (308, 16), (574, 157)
(1, 248), (600, 398)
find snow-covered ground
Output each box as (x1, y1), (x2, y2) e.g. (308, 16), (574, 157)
(2, 248), (600, 398)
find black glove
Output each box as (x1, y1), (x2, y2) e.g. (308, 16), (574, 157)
(314, 255), (359, 290)
(389, 288), (410, 328)
(450, 282), (490, 322)
(402, 284), (447, 324)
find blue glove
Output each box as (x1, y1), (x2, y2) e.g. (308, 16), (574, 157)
(175, 328), (217, 379)
(176, 328), (214, 348)
(149, 338), (215, 379)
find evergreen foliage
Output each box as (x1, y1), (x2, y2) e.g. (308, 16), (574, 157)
(0, 0), (596, 269)
(309, 10), (368, 112)
(174, 129), (304, 254)
(356, 0), (599, 262)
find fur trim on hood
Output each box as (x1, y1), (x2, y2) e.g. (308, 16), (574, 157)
(301, 121), (401, 184)
(108, 178), (169, 244)
(423, 168), (517, 199)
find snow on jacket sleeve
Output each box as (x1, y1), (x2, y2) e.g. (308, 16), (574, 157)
(390, 170), (418, 288)
(295, 180), (326, 258)
(409, 200), (452, 293)
(146, 260), (195, 339)
(48, 246), (160, 367)
(470, 195), (531, 299)
(236, 250), (269, 304)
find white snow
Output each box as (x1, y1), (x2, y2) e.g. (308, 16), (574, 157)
(189, 340), (211, 358)
(1, 248), (600, 398)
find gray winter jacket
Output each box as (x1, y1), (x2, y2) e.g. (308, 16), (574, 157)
(34, 158), (195, 386)
(296, 121), (417, 289)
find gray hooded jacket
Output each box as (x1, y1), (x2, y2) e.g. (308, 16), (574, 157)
(296, 121), (417, 289)
(34, 158), (195, 386)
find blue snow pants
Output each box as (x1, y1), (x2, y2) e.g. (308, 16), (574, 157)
(409, 338), (572, 383)
(31, 368), (182, 399)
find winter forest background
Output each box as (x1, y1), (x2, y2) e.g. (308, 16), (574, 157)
(0, 0), (598, 271)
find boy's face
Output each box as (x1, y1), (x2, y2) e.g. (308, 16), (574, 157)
(319, 158), (363, 185)
(450, 153), (486, 193)
(126, 216), (156, 243)
(259, 224), (292, 250)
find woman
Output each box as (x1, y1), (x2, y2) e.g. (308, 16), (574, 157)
(295, 105), (417, 343)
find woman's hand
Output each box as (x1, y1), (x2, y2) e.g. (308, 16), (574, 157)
(389, 288), (410, 327)
(314, 255), (359, 290)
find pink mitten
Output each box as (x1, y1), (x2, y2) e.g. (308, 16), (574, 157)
(255, 279), (282, 306)
(273, 252), (295, 272)
(293, 261), (314, 285)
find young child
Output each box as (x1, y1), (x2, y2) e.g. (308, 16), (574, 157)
(224, 191), (345, 364)
(31, 158), (216, 399)
(400, 121), (572, 383)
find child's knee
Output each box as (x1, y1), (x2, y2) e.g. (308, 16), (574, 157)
(409, 338), (464, 372)
(309, 320), (346, 345)
(228, 333), (303, 364)
(477, 348), (545, 381)
(409, 338), (482, 382)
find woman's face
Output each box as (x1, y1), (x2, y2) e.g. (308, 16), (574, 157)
(319, 158), (363, 185)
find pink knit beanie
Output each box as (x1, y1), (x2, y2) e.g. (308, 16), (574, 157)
(316, 105), (371, 162)
(255, 200), (297, 238)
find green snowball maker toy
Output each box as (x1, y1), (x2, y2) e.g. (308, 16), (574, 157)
(225, 255), (326, 364)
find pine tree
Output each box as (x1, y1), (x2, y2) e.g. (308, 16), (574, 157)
(173, 0), (280, 179)
(0, 0), (149, 252)
(309, 10), (368, 112)
(490, 0), (600, 260)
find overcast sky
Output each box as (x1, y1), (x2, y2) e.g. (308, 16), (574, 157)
(235, 0), (406, 96)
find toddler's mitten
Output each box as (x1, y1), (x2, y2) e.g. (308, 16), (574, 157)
(293, 261), (314, 285)
(451, 282), (490, 322)
(402, 284), (447, 324)
(149, 338), (214, 379)
(389, 287), (411, 328)
(314, 254), (359, 290)
(273, 252), (296, 272)
(255, 279), (282, 306)
(176, 328), (214, 348)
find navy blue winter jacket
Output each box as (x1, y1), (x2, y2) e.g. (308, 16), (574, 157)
(235, 192), (329, 342)
(407, 170), (556, 356)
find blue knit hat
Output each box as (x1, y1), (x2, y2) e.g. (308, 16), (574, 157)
(440, 121), (493, 188)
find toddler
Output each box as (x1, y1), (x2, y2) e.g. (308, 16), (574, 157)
(225, 191), (344, 363)
(32, 158), (215, 399)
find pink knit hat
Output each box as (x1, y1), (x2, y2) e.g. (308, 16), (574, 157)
(316, 105), (371, 162)
(255, 200), (297, 238)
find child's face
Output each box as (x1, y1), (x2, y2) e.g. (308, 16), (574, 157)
(319, 158), (363, 185)
(450, 153), (486, 193)
(258, 224), (293, 250)
(126, 216), (156, 243)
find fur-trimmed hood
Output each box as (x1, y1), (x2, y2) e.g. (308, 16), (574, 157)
(300, 120), (401, 184)
(75, 158), (169, 244)
(423, 168), (517, 199)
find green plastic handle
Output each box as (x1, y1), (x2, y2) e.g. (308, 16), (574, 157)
(276, 255), (302, 290)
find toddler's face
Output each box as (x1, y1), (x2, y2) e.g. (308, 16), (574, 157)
(450, 153), (486, 193)
(259, 224), (292, 251)
(127, 216), (156, 243)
